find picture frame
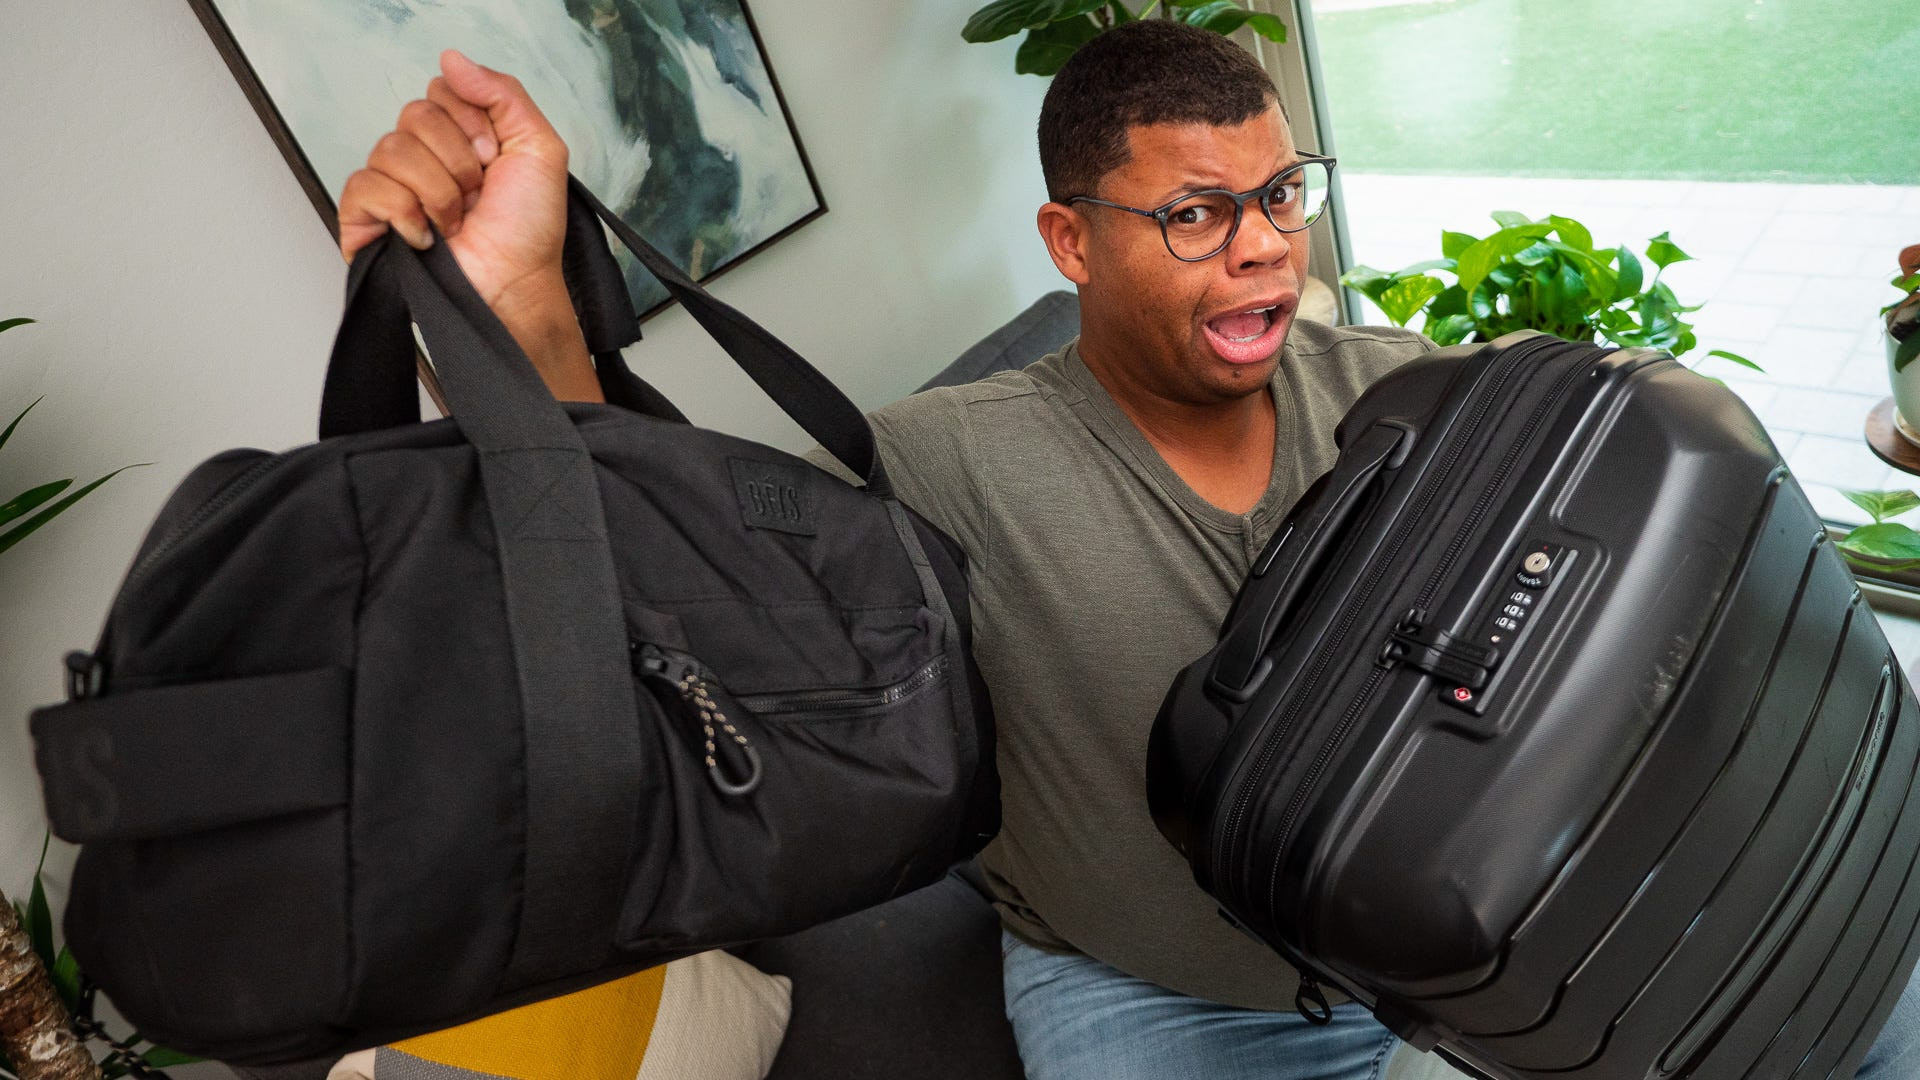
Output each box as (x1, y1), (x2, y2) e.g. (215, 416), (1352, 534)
(188, 0), (827, 325)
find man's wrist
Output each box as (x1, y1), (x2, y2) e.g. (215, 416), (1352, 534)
(490, 272), (604, 403)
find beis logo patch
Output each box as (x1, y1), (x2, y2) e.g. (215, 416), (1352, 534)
(728, 457), (817, 536)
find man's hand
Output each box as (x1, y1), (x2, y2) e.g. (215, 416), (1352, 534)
(338, 50), (602, 402)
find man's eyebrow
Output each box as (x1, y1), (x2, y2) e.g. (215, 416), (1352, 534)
(1149, 158), (1302, 204)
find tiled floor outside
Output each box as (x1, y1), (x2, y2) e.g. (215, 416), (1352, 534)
(1339, 174), (1920, 526)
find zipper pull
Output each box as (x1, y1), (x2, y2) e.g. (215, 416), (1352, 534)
(632, 642), (763, 798)
(1295, 973), (1333, 1026)
(65, 651), (105, 702)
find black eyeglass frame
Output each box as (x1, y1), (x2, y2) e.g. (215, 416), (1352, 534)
(1066, 154), (1337, 263)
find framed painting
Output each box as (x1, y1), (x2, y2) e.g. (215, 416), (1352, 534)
(189, 0), (826, 320)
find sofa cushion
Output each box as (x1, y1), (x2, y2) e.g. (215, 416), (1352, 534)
(917, 291), (1080, 392)
(734, 865), (1023, 1080)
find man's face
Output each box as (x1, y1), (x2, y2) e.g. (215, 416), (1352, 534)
(1072, 105), (1307, 406)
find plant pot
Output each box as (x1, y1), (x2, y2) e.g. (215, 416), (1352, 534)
(1889, 328), (1920, 446)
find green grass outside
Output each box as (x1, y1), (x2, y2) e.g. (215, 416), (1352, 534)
(1312, 0), (1920, 184)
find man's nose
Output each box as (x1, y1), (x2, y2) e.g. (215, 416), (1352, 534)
(1229, 206), (1291, 270)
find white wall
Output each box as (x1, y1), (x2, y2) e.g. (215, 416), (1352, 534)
(0, 3), (1061, 916)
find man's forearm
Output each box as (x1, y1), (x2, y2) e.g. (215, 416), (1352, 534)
(492, 272), (605, 403)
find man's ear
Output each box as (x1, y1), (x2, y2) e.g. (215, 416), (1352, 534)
(1037, 201), (1094, 287)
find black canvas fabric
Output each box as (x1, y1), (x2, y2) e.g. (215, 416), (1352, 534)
(29, 179), (998, 1065)
(1150, 332), (1920, 1079)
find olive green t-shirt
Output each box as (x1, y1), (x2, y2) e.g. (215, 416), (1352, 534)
(817, 319), (1433, 1009)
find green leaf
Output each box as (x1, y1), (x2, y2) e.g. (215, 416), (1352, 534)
(49, 948), (80, 1012)
(26, 873), (53, 970)
(1108, 0), (1136, 21)
(1338, 265), (1400, 304)
(964, 0), (1104, 42)
(1013, 14), (1104, 74)
(1376, 274), (1446, 327)
(1645, 230), (1692, 270)
(0, 318), (34, 335)
(1547, 215), (1593, 253)
(1393, 257), (1456, 276)
(1706, 348), (1762, 371)
(1613, 246), (1644, 303)
(1440, 230), (1479, 260)
(1839, 522), (1920, 563)
(1895, 332), (1920, 374)
(1240, 11), (1288, 40)
(1549, 261), (1589, 336)
(139, 1048), (203, 1068)
(1, 479), (73, 530)
(0, 463), (143, 556)
(1427, 313), (1476, 346)
(1454, 225), (1552, 299)
(1843, 489), (1920, 524)
(1513, 241), (1557, 267)
(0, 397), (43, 454)
(1490, 210), (1533, 229)
(1171, 2), (1285, 39)
(1427, 284), (1468, 320)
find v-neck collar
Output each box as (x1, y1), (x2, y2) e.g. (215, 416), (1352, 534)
(1052, 339), (1298, 535)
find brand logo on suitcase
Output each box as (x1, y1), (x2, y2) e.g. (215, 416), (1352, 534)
(728, 457), (817, 536)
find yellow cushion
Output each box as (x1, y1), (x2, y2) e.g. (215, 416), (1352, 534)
(326, 952), (791, 1080)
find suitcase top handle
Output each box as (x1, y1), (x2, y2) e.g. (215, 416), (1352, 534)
(318, 175), (888, 494)
(1210, 420), (1414, 702)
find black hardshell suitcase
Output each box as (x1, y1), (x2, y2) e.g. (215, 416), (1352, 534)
(1148, 331), (1920, 1078)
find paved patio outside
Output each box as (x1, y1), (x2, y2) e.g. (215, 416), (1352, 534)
(1338, 172), (1920, 527)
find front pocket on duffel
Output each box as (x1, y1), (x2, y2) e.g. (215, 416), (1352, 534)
(633, 640), (952, 793)
(618, 635), (971, 952)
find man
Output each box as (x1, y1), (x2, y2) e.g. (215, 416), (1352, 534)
(337, 24), (1920, 1080)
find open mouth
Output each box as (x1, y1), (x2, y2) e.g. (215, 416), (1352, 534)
(1202, 302), (1291, 365)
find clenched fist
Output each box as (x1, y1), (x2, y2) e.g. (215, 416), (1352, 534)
(337, 50), (601, 402)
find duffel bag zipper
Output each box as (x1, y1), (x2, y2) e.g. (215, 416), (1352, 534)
(121, 450), (303, 594)
(631, 645), (950, 794)
(633, 643), (764, 798)
(733, 656), (949, 718)
(1213, 336), (1587, 938)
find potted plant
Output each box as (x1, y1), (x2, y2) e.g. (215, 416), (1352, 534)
(1882, 245), (1920, 442)
(963, 1), (1286, 76)
(1338, 212), (1755, 371)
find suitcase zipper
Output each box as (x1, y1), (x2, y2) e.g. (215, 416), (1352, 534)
(1216, 336), (1582, 919)
(1261, 346), (1599, 903)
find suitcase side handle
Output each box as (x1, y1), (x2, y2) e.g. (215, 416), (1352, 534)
(1209, 421), (1412, 703)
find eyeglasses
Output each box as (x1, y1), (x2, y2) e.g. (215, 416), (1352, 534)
(1067, 156), (1335, 262)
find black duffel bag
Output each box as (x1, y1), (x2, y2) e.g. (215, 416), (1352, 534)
(28, 179), (998, 1065)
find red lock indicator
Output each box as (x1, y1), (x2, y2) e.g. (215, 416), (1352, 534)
(1453, 687), (1474, 703)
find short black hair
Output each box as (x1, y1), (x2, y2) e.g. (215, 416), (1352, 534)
(1038, 20), (1283, 204)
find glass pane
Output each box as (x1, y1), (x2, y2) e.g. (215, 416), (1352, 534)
(1309, 0), (1920, 528)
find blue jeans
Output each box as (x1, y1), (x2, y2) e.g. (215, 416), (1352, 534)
(1003, 931), (1920, 1080)
(1002, 931), (1396, 1080)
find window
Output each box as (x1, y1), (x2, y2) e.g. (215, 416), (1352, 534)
(1289, 0), (1918, 539)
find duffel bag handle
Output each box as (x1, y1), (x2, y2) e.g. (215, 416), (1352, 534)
(320, 175), (888, 492)
(323, 231), (649, 987)
(1209, 421), (1413, 703)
